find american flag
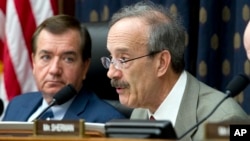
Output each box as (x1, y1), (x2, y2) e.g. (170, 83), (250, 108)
(0, 0), (58, 116)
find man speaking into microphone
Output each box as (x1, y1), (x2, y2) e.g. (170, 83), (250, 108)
(2, 15), (125, 122)
(101, 1), (249, 140)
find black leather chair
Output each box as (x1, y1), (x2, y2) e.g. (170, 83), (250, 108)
(83, 22), (133, 118)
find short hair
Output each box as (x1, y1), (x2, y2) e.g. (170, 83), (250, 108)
(32, 14), (91, 61)
(109, 1), (185, 73)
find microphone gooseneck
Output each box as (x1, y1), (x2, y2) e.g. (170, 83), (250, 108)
(225, 74), (250, 97)
(177, 74), (249, 140)
(52, 84), (77, 105)
(35, 84), (77, 120)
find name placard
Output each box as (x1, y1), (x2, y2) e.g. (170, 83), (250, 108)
(206, 120), (250, 140)
(206, 122), (230, 139)
(33, 119), (85, 137)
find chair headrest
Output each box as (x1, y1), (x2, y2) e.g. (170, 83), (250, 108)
(84, 22), (118, 100)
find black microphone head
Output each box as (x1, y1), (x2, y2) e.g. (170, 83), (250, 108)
(52, 84), (77, 105)
(0, 99), (4, 117)
(225, 74), (250, 97)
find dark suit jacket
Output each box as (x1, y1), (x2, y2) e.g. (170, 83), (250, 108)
(130, 71), (249, 140)
(3, 87), (125, 123)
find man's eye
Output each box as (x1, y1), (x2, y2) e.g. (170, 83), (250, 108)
(64, 57), (75, 63)
(119, 57), (128, 63)
(40, 55), (50, 60)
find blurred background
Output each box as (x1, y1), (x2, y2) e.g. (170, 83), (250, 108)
(0, 0), (250, 117)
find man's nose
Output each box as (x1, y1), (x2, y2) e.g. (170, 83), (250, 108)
(49, 58), (62, 75)
(107, 64), (122, 79)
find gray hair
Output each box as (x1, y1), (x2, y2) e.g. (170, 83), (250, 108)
(109, 1), (186, 73)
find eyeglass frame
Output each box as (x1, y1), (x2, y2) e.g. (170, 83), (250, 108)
(100, 51), (162, 70)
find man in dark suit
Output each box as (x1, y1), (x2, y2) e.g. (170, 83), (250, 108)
(3, 15), (125, 122)
(101, 1), (249, 140)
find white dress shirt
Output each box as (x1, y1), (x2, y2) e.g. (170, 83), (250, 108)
(28, 96), (75, 122)
(148, 71), (187, 126)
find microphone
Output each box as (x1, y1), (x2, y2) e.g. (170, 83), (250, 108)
(52, 84), (77, 105)
(225, 74), (250, 97)
(0, 99), (4, 117)
(34, 84), (77, 120)
(177, 74), (249, 140)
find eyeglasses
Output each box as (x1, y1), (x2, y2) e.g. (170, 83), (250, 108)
(101, 51), (161, 70)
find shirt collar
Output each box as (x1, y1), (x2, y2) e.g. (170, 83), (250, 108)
(28, 95), (76, 121)
(148, 71), (187, 125)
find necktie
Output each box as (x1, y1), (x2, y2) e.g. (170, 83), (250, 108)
(40, 109), (54, 120)
(150, 115), (155, 120)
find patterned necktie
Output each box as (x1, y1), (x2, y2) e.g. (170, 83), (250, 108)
(40, 109), (54, 120)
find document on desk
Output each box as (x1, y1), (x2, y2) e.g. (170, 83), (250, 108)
(0, 121), (33, 130)
(0, 121), (105, 134)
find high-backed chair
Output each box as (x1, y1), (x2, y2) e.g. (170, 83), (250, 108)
(83, 22), (133, 118)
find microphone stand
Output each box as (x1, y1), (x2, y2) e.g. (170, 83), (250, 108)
(34, 99), (56, 120)
(177, 94), (230, 139)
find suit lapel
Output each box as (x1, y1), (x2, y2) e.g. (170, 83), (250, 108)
(130, 72), (201, 139)
(175, 72), (199, 138)
(19, 93), (42, 121)
(63, 89), (90, 119)
(130, 108), (148, 119)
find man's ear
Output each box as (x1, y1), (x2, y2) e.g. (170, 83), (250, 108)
(31, 53), (35, 68)
(157, 50), (171, 77)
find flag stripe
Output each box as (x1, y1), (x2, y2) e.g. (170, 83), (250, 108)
(0, 1), (6, 39)
(2, 0), (58, 101)
(14, 0), (36, 63)
(3, 38), (21, 100)
(5, 0), (34, 100)
(0, 0), (6, 15)
(30, 0), (54, 25)
(0, 0), (7, 108)
(50, 0), (59, 15)
(0, 12), (5, 41)
(0, 0), (6, 61)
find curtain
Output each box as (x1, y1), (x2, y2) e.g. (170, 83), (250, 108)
(197, 0), (250, 113)
(75, 0), (250, 114)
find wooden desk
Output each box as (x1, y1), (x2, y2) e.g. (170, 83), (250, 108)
(0, 136), (229, 141)
(0, 121), (231, 141)
(0, 136), (172, 141)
